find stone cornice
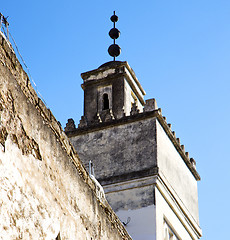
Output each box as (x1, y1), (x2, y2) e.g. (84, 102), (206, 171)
(98, 167), (159, 186)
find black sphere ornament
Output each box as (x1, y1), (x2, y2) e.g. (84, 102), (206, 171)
(108, 11), (121, 61)
(108, 44), (121, 57)
(110, 14), (118, 23)
(109, 28), (120, 39)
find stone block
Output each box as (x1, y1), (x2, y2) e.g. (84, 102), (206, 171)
(144, 98), (158, 112)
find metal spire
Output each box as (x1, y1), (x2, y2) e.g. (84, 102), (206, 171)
(108, 11), (121, 61)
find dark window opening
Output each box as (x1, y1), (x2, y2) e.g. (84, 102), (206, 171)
(103, 93), (109, 110)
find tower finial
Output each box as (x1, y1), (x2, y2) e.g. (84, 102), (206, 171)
(108, 11), (121, 61)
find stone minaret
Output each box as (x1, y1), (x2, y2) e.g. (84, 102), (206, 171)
(65, 12), (202, 240)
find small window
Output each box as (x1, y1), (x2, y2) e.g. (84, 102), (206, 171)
(103, 93), (109, 110)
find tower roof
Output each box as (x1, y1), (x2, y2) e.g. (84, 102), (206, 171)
(81, 60), (146, 97)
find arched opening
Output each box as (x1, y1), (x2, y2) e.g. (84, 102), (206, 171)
(103, 93), (109, 110)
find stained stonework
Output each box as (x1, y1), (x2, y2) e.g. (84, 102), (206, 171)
(81, 61), (146, 125)
(66, 60), (202, 240)
(0, 32), (132, 240)
(67, 112), (200, 222)
(69, 117), (157, 184)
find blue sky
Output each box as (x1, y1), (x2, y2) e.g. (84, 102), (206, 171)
(2, 1), (230, 239)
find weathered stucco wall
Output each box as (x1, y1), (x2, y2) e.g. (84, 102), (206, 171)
(70, 117), (157, 184)
(104, 177), (156, 212)
(68, 111), (202, 239)
(104, 177), (157, 240)
(0, 32), (131, 240)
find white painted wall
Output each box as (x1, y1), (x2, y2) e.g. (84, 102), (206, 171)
(116, 205), (156, 240)
(155, 187), (198, 240)
(156, 120), (199, 222)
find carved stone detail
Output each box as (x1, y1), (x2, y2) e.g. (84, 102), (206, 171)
(92, 113), (102, 124)
(100, 109), (115, 122)
(130, 102), (140, 116)
(190, 158), (196, 169)
(65, 118), (76, 132)
(78, 116), (88, 128)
